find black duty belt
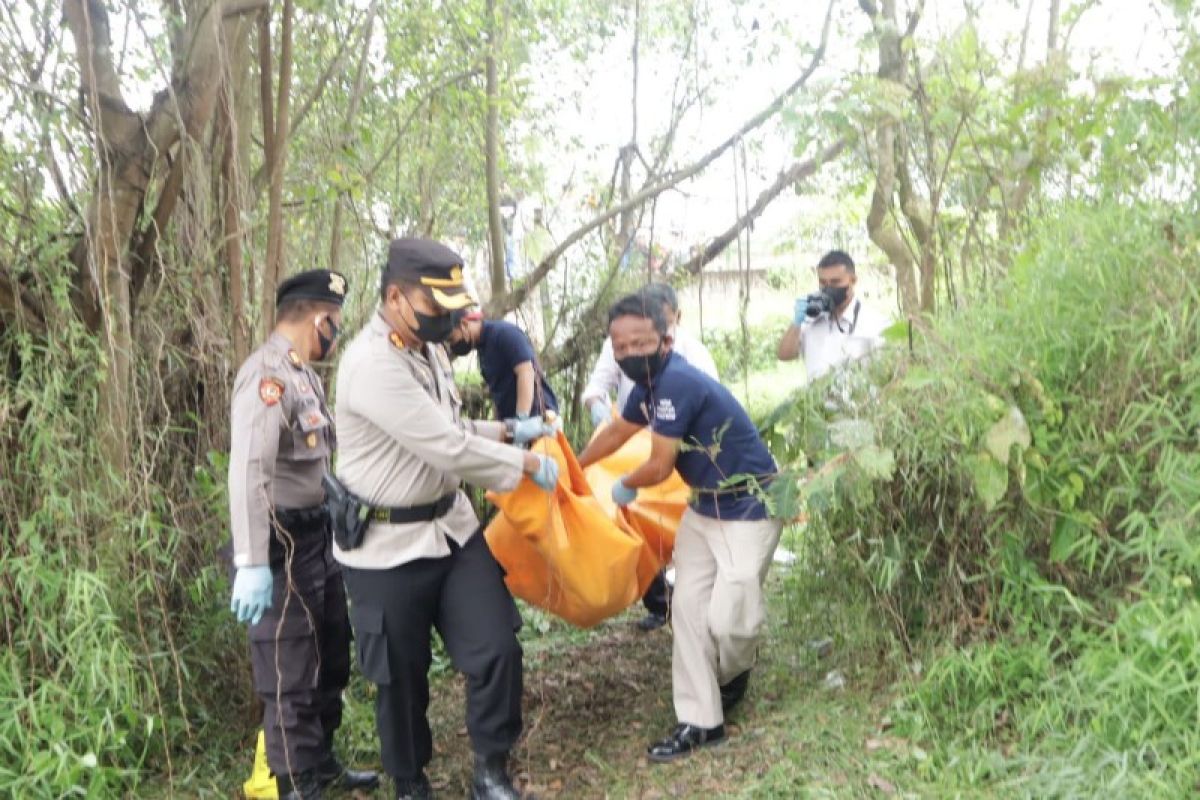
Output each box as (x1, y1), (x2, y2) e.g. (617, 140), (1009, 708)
(274, 504), (329, 529)
(370, 492), (457, 524)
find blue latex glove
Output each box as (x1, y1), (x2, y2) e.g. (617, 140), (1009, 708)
(589, 399), (611, 428)
(230, 565), (273, 626)
(512, 416), (555, 446)
(530, 454), (560, 491)
(793, 297), (812, 327)
(612, 477), (638, 507)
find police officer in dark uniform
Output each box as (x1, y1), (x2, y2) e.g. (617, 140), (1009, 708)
(332, 239), (559, 800)
(228, 270), (379, 799)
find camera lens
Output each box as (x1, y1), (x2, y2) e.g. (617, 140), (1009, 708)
(805, 292), (829, 318)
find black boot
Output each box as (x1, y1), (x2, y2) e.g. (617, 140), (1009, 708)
(471, 752), (520, 800)
(720, 669), (751, 713)
(646, 723), (726, 763)
(394, 771), (434, 800)
(277, 768), (324, 800)
(316, 753), (380, 792)
(635, 612), (668, 632)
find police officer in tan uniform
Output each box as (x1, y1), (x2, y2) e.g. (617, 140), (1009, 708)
(333, 239), (559, 800)
(228, 270), (378, 800)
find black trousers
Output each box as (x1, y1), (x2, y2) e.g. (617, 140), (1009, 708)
(642, 568), (673, 618)
(342, 531), (523, 781)
(247, 513), (351, 777)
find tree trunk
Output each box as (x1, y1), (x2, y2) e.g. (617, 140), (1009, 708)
(859, 0), (932, 315)
(329, 1), (378, 275)
(63, 0), (228, 478)
(484, 0), (506, 298)
(260, 1), (296, 339)
(864, 120), (918, 313)
(215, 13), (257, 365)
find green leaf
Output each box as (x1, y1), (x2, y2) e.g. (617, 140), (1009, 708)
(828, 419), (875, 449)
(853, 445), (896, 481)
(882, 319), (911, 344)
(984, 406), (1032, 464)
(966, 452), (1007, 512)
(768, 472), (804, 521)
(1050, 515), (1088, 564)
(900, 367), (940, 390)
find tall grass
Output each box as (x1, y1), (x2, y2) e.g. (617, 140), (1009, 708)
(766, 202), (1200, 794)
(1, 305), (246, 796)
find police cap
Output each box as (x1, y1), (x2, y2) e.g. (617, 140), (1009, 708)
(382, 237), (476, 311)
(276, 269), (348, 308)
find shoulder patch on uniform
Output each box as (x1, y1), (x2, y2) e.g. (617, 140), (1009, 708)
(259, 378), (285, 406)
(287, 349), (304, 369)
(389, 331), (405, 350)
(655, 397), (676, 422)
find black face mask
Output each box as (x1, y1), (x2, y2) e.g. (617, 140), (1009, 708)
(401, 293), (454, 343)
(316, 317), (340, 361)
(823, 285), (850, 310)
(449, 337), (474, 358)
(616, 343), (666, 385)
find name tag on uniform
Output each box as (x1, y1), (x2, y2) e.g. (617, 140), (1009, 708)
(298, 407), (329, 432)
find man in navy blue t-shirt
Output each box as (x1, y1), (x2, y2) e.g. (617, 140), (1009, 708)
(448, 311), (558, 420)
(578, 291), (783, 764)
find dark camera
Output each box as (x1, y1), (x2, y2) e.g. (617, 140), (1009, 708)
(803, 292), (833, 318)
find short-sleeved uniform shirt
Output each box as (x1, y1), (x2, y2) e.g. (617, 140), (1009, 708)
(227, 332), (334, 568)
(622, 352), (776, 521)
(478, 319), (559, 419)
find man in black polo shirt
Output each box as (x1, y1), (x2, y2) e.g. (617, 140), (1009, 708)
(448, 311), (558, 420)
(578, 290), (783, 763)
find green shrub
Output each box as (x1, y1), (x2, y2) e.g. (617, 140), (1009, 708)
(763, 202), (1200, 793)
(704, 319), (790, 381)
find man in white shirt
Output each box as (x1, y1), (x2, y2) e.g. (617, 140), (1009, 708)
(581, 282), (719, 632)
(776, 250), (887, 384)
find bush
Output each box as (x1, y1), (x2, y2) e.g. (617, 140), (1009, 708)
(764, 202), (1200, 793)
(766, 202), (1200, 639)
(1, 314), (244, 796)
(703, 319), (790, 381)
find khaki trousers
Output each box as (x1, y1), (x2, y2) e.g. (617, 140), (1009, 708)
(671, 508), (783, 728)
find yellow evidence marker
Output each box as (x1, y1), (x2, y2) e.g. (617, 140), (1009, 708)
(242, 730), (279, 799)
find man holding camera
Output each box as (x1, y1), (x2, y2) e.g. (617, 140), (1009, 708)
(776, 250), (887, 382)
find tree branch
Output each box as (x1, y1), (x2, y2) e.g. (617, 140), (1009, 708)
(485, 0), (837, 317)
(223, 0), (267, 17)
(361, 67), (483, 183)
(249, 6), (365, 197)
(675, 139), (848, 276)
